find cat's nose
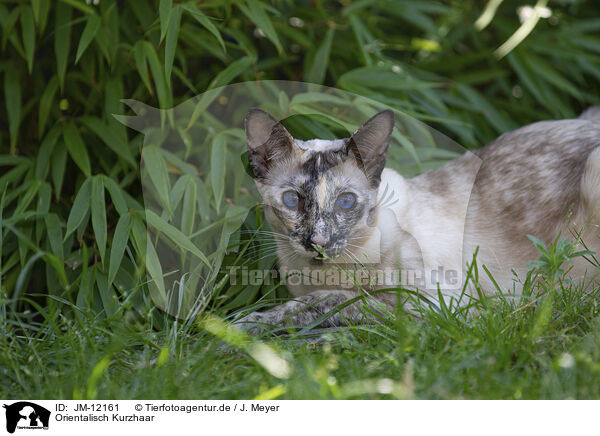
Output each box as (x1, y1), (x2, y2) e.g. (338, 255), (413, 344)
(311, 235), (329, 247)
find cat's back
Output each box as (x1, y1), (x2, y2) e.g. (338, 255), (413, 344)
(462, 116), (600, 290)
(470, 118), (599, 242)
(474, 118), (600, 173)
(385, 112), (600, 293)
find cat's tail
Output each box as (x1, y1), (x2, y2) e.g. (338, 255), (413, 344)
(578, 106), (600, 123)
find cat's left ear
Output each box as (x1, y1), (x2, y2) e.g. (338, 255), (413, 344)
(347, 110), (394, 187)
(244, 108), (294, 179)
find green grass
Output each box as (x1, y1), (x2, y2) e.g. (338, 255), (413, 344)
(3, 286), (600, 400)
(2, 0), (600, 400)
(3, 239), (600, 400)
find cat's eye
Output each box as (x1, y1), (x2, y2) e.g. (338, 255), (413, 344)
(337, 192), (356, 210)
(282, 190), (300, 208)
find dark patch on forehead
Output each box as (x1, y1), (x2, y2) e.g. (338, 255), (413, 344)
(301, 147), (349, 179)
(299, 149), (347, 203)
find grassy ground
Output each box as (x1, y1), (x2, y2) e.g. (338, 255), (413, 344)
(3, 243), (600, 400)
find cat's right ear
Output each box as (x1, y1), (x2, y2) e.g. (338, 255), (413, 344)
(347, 110), (394, 187)
(244, 108), (294, 179)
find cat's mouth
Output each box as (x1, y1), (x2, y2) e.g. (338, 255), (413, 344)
(308, 246), (345, 263)
(310, 257), (324, 265)
(287, 240), (346, 262)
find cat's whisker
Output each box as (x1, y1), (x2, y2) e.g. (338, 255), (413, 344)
(280, 245), (302, 260)
(237, 234), (288, 240)
(238, 230), (293, 239)
(238, 237), (291, 245)
(245, 248), (281, 260)
(248, 250), (284, 264)
(347, 234), (371, 243)
(343, 250), (363, 266)
(345, 243), (375, 257)
(240, 242), (283, 253)
(245, 240), (284, 247)
(345, 243), (379, 260)
(246, 242), (285, 252)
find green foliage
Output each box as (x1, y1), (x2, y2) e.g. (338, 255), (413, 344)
(0, 0), (599, 326)
(526, 234), (594, 285)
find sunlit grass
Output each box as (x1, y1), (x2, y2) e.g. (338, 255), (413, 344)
(2, 237), (599, 399)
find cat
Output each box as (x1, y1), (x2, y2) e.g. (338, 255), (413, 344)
(235, 106), (600, 333)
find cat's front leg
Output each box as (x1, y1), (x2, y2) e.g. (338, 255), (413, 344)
(234, 290), (386, 335)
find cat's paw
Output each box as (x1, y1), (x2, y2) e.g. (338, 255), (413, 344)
(233, 311), (271, 335)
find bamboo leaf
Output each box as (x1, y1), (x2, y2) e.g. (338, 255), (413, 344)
(4, 66), (21, 154)
(31, 0), (42, 23)
(45, 213), (64, 259)
(305, 27), (334, 85)
(54, 1), (72, 90)
(239, 0), (283, 54)
(210, 134), (226, 214)
(146, 210), (211, 268)
(14, 180), (42, 216)
(101, 176), (128, 216)
(108, 212), (131, 288)
(35, 0), (51, 34)
(50, 141), (67, 199)
(159, 0), (172, 44)
(75, 13), (100, 63)
(181, 4), (226, 52)
(13, 252), (44, 306)
(58, 0), (95, 15)
(0, 191), (4, 262)
(181, 177), (196, 237)
(21, 5), (35, 74)
(63, 121), (91, 177)
(142, 41), (170, 109)
(38, 75), (58, 138)
(129, 214), (165, 308)
(133, 40), (153, 95)
(208, 55), (253, 89)
(145, 234), (167, 308)
(96, 270), (118, 316)
(142, 146), (171, 211)
(43, 252), (68, 288)
(65, 177), (92, 240)
(164, 5), (182, 85)
(79, 116), (135, 167)
(91, 176), (107, 263)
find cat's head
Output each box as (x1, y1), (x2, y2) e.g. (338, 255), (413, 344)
(244, 108), (394, 261)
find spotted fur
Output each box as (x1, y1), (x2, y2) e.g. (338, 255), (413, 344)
(237, 108), (600, 334)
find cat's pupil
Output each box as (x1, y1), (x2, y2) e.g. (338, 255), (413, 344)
(337, 192), (356, 209)
(282, 190), (300, 208)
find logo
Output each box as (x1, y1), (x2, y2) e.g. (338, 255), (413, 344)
(3, 402), (50, 434)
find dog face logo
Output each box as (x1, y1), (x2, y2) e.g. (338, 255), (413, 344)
(3, 402), (50, 433)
